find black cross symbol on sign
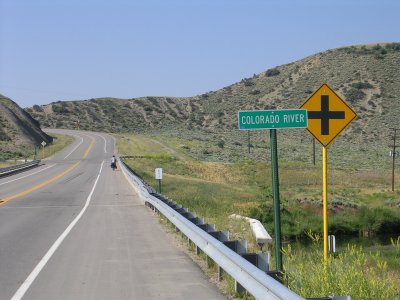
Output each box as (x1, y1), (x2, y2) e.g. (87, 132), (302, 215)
(308, 95), (345, 135)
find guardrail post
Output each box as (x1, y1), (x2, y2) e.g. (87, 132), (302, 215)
(196, 223), (215, 256)
(197, 223), (216, 232)
(209, 231), (229, 242)
(188, 217), (204, 225)
(218, 266), (224, 281)
(267, 270), (284, 284)
(242, 253), (269, 272)
(223, 240), (248, 293)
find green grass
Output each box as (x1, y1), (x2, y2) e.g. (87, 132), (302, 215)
(0, 134), (73, 167)
(117, 133), (400, 237)
(284, 233), (400, 300)
(117, 133), (400, 299)
(0, 161), (15, 168)
(35, 133), (74, 160)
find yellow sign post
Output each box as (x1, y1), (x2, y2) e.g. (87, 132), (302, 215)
(301, 83), (357, 263)
(322, 146), (328, 263)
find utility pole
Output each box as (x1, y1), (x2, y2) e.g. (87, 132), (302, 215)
(389, 128), (399, 192)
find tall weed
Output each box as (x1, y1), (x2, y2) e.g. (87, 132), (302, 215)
(284, 235), (400, 300)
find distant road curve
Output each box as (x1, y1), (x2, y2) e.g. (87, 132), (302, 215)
(0, 129), (226, 300)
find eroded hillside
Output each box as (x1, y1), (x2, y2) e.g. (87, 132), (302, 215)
(0, 94), (53, 157)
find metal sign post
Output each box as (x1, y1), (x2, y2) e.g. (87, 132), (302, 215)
(301, 83), (357, 265)
(322, 146), (328, 263)
(238, 109), (307, 271)
(155, 168), (163, 193)
(270, 129), (283, 271)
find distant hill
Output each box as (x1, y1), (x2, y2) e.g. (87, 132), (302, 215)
(0, 94), (53, 158)
(28, 43), (400, 134)
(26, 43), (400, 166)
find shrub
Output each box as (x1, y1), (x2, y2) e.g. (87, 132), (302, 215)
(250, 89), (261, 95)
(265, 68), (280, 77)
(242, 78), (255, 86)
(385, 43), (400, 51)
(0, 127), (10, 141)
(33, 105), (44, 112)
(223, 86), (233, 93)
(148, 97), (160, 107)
(52, 104), (69, 114)
(351, 82), (373, 90)
(344, 88), (366, 103)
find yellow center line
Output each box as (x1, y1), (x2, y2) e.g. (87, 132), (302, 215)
(83, 137), (95, 159)
(0, 162), (81, 205)
(0, 136), (97, 206)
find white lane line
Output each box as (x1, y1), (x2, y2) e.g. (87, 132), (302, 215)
(63, 135), (84, 160)
(111, 135), (117, 154)
(91, 133), (108, 153)
(0, 165), (56, 186)
(10, 161), (104, 300)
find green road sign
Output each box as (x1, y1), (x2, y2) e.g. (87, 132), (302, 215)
(238, 109), (308, 130)
(238, 108), (307, 270)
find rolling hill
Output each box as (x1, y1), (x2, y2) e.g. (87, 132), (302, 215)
(24, 43), (400, 166)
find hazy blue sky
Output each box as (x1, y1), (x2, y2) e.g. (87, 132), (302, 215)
(0, 0), (399, 108)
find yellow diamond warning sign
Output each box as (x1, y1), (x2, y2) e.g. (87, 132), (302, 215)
(301, 83), (357, 147)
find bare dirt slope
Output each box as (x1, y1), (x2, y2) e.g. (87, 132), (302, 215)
(0, 94), (53, 157)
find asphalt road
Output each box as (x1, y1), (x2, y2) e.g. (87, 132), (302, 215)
(0, 130), (226, 300)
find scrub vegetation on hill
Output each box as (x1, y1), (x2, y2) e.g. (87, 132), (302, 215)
(26, 43), (400, 168)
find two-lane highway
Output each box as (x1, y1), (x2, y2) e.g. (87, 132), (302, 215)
(0, 130), (226, 300)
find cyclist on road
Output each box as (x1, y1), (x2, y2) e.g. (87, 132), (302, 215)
(111, 155), (117, 170)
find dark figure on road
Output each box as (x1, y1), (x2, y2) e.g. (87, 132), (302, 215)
(111, 155), (117, 170)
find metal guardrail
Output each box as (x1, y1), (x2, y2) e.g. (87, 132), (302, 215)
(0, 160), (41, 178)
(120, 159), (305, 300)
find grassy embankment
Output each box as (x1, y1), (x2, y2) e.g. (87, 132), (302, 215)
(0, 133), (73, 168)
(117, 133), (400, 299)
(39, 133), (74, 159)
(117, 133), (400, 239)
